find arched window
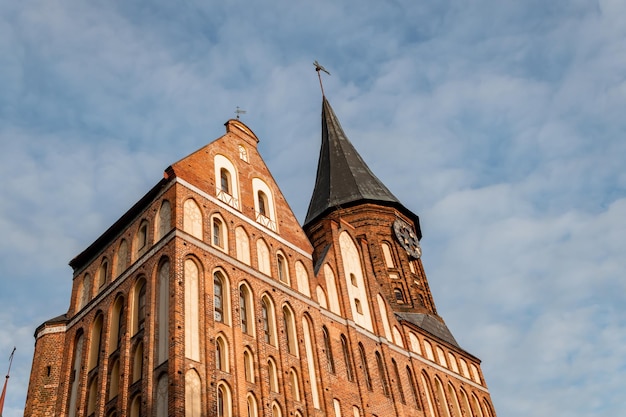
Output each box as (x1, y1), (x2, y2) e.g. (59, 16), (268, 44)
(185, 370), (201, 417)
(256, 239), (271, 275)
(184, 260), (200, 361)
(352, 406), (361, 417)
(252, 178), (276, 231)
(157, 260), (170, 364)
(134, 220), (149, 258)
(67, 334), (84, 417)
(108, 359), (120, 400)
(302, 315), (321, 409)
(316, 285), (328, 308)
(295, 261), (311, 296)
(220, 168), (231, 194)
(424, 340), (435, 361)
(239, 145), (248, 162)
(282, 305), (298, 356)
(333, 399), (342, 417)
(78, 273), (91, 310)
(276, 252), (289, 284)
(354, 298), (363, 314)
(156, 200), (171, 240)
(358, 343), (372, 391)
(244, 348), (254, 382)
(86, 378), (98, 416)
(289, 368), (301, 401)
(472, 394), (485, 417)
(257, 191), (268, 216)
(129, 395), (141, 417)
(98, 259), (108, 289)
(246, 394), (258, 417)
(421, 373), (438, 417)
(214, 154), (240, 210)
(459, 389), (474, 417)
(339, 231), (373, 331)
(406, 366), (422, 409)
(239, 283), (254, 335)
(324, 264), (341, 314)
(393, 326), (405, 348)
(261, 295), (277, 346)
(436, 346), (447, 367)
(268, 358), (279, 393)
(394, 288), (404, 303)
(375, 351), (390, 397)
(88, 314), (103, 370)
(448, 352), (459, 373)
(235, 226), (251, 265)
(381, 243), (395, 268)
(132, 342), (144, 383)
(376, 294), (392, 340)
(214, 274), (223, 323)
(215, 335), (229, 372)
(341, 335), (354, 381)
(459, 358), (470, 378)
(183, 199), (203, 239)
(156, 374), (168, 417)
(482, 399), (495, 417)
(322, 326), (335, 373)
(392, 359), (405, 404)
(212, 215), (227, 251)
(108, 297), (124, 354)
(470, 363), (482, 384)
(116, 239), (128, 277)
(434, 377), (451, 417)
(271, 402), (282, 417)
(448, 383), (463, 417)
(409, 333), (422, 355)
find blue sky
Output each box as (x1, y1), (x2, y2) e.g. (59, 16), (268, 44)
(1, 1), (625, 416)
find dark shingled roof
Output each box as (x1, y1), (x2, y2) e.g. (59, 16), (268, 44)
(304, 97), (402, 226)
(395, 312), (460, 348)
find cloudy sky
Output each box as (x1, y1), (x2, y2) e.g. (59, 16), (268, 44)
(1, 1), (625, 416)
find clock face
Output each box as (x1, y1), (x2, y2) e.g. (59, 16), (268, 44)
(393, 219), (422, 259)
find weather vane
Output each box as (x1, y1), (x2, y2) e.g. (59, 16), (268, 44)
(235, 106), (246, 120)
(313, 60), (330, 96)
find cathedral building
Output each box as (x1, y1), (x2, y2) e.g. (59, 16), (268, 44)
(24, 95), (497, 417)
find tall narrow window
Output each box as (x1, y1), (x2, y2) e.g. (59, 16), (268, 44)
(87, 378), (98, 416)
(216, 382), (231, 417)
(156, 375), (169, 417)
(215, 335), (228, 372)
(98, 260), (108, 288)
(130, 395), (141, 417)
(358, 343), (372, 391)
(302, 316), (321, 409)
(235, 226), (251, 265)
(392, 359), (405, 404)
(247, 394), (258, 417)
(108, 360), (120, 400)
(261, 295), (277, 346)
(79, 273), (91, 309)
(116, 240), (128, 277)
(68, 334), (84, 417)
(295, 261), (311, 296)
(213, 217), (224, 248)
(375, 352), (390, 397)
(272, 402), (282, 417)
(220, 168), (231, 194)
(108, 297), (124, 354)
(268, 358), (279, 393)
(183, 199), (203, 240)
(256, 239), (271, 275)
(406, 366), (422, 409)
(157, 260), (170, 364)
(156, 200), (171, 240)
(289, 368), (301, 401)
(239, 284), (254, 335)
(244, 349), (254, 382)
(277, 252), (289, 284)
(421, 373), (437, 417)
(435, 377), (451, 417)
(88, 314), (103, 370)
(257, 191), (267, 216)
(323, 327), (335, 374)
(132, 342), (144, 383)
(185, 370), (201, 417)
(283, 305), (298, 356)
(381, 243), (395, 268)
(239, 145), (248, 162)
(214, 273), (224, 323)
(138, 282), (146, 328)
(341, 335), (354, 381)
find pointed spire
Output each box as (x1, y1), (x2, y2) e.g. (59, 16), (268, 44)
(304, 97), (402, 226)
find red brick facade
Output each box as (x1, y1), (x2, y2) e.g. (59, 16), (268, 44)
(25, 118), (496, 417)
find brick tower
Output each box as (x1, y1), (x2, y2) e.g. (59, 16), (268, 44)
(25, 96), (497, 417)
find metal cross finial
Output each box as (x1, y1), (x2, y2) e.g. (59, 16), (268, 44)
(313, 60), (330, 96)
(235, 106), (247, 120)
